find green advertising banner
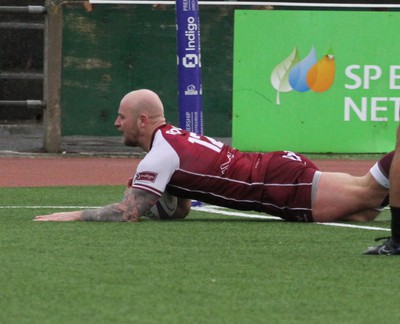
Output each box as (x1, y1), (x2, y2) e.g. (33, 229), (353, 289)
(233, 10), (400, 153)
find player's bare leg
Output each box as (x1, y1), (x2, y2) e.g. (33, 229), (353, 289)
(312, 172), (388, 222)
(365, 125), (400, 255)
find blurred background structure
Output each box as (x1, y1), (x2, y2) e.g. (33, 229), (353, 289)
(0, 0), (396, 154)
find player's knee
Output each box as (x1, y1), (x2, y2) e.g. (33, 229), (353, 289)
(343, 210), (380, 222)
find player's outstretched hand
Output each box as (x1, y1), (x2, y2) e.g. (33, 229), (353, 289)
(34, 211), (81, 222)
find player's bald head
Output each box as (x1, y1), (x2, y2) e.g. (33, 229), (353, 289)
(120, 89), (164, 118)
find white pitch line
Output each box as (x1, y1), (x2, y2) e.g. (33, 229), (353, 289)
(193, 205), (390, 232)
(0, 206), (99, 209)
(317, 222), (390, 232)
(192, 205), (281, 220)
(1, 204), (391, 232)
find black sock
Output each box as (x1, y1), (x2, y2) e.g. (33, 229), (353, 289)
(390, 206), (400, 243)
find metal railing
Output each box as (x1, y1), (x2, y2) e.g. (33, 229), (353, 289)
(0, 5), (46, 108)
(0, 100), (46, 109)
(0, 6), (46, 14)
(0, 2), (62, 153)
(0, 72), (43, 80)
(0, 22), (44, 29)
(89, 1), (400, 9)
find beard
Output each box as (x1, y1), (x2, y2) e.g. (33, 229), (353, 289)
(122, 131), (139, 147)
(123, 137), (137, 147)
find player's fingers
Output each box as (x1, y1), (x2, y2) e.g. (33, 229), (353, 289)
(33, 216), (48, 221)
(33, 214), (59, 221)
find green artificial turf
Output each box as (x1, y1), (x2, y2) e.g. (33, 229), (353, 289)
(0, 186), (398, 323)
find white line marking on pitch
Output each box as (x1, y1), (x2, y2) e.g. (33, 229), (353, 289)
(0, 206), (99, 209)
(1, 204), (390, 232)
(193, 205), (390, 232)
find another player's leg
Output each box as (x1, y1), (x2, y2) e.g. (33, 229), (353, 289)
(364, 126), (400, 255)
(368, 151), (393, 210)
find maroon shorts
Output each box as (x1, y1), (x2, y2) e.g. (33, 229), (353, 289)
(262, 151), (319, 222)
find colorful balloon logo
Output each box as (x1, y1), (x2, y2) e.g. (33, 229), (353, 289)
(271, 47), (335, 105)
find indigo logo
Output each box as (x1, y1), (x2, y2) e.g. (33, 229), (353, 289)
(271, 47), (335, 105)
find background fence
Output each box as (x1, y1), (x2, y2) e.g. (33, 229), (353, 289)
(1, 0), (398, 152)
(61, 1), (236, 137)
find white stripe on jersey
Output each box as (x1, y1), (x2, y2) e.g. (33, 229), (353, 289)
(176, 168), (313, 187)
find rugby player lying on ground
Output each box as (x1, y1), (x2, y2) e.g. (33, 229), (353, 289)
(34, 90), (399, 254)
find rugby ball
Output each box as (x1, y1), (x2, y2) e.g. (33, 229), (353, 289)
(143, 191), (178, 220)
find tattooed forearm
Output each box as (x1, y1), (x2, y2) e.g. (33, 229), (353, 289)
(121, 188), (159, 221)
(79, 188), (159, 222)
(80, 204), (125, 222)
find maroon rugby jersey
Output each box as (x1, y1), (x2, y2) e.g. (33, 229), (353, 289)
(133, 124), (319, 221)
